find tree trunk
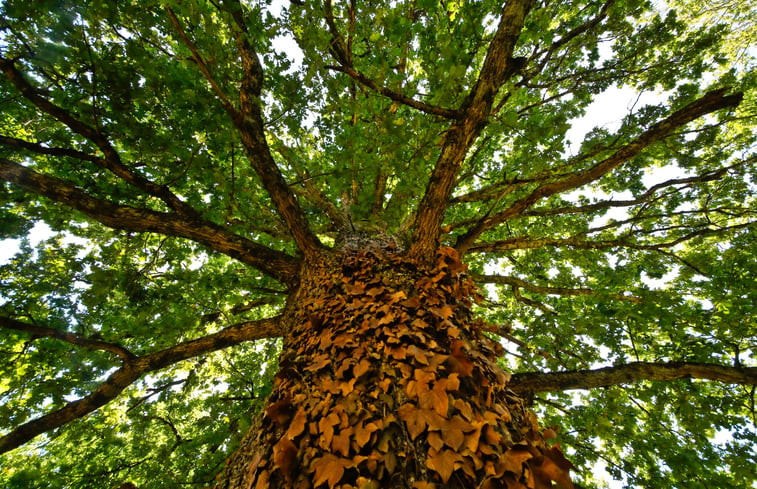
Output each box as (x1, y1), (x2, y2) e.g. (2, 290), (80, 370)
(215, 239), (573, 489)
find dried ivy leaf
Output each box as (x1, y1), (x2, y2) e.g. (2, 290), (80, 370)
(273, 437), (298, 482)
(426, 448), (463, 483)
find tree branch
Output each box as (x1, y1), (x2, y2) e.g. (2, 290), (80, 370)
(474, 274), (641, 303)
(0, 158), (301, 285)
(324, 65), (461, 119)
(467, 222), (753, 254)
(409, 0), (535, 259)
(455, 88), (744, 254)
(164, 6), (238, 118)
(0, 56), (196, 216)
(0, 316), (135, 360)
(218, 0), (324, 259)
(0, 315), (284, 455)
(509, 361), (757, 394)
(321, 1), (459, 119)
(521, 161), (747, 219)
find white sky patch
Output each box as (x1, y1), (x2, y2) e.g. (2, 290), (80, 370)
(566, 86), (668, 156)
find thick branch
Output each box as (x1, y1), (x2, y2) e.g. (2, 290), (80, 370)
(0, 315), (283, 455)
(409, 0), (535, 259)
(0, 158), (300, 285)
(219, 0), (324, 259)
(0, 316), (135, 360)
(509, 361), (757, 394)
(455, 88), (744, 254)
(0, 57), (195, 216)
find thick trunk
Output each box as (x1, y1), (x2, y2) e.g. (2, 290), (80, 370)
(216, 241), (572, 489)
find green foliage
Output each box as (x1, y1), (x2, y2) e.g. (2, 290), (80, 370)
(0, 0), (755, 488)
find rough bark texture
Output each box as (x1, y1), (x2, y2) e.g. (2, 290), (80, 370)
(215, 242), (572, 489)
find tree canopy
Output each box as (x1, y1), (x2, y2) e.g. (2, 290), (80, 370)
(0, 0), (755, 488)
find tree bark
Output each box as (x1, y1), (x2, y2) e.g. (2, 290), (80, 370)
(215, 243), (573, 489)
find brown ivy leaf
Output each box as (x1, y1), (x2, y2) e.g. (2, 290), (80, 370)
(340, 378), (357, 396)
(426, 448), (463, 483)
(311, 454), (350, 489)
(453, 398), (473, 421)
(407, 345), (430, 365)
(427, 431), (444, 452)
(318, 412), (341, 448)
(383, 452), (398, 475)
(529, 455), (574, 489)
(356, 476), (381, 489)
(411, 318), (429, 329)
(462, 424), (482, 453)
(354, 421), (379, 447)
(412, 482), (436, 489)
(287, 408), (307, 440)
(418, 388), (448, 417)
(545, 444), (574, 470)
(389, 346), (407, 360)
(304, 354), (331, 372)
(332, 429), (352, 457)
(445, 340), (474, 377)
(398, 404), (426, 440)
(366, 286), (385, 297)
(429, 305), (454, 320)
(273, 437), (298, 482)
(499, 445), (534, 476)
(388, 290), (407, 303)
(440, 422), (465, 451)
(352, 358), (372, 379)
(344, 282), (366, 295)
(253, 469), (270, 489)
(266, 397), (293, 425)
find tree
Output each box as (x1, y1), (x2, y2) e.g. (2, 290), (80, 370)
(0, 0), (755, 487)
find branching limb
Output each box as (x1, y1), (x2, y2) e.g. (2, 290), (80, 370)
(409, 0), (535, 259)
(474, 274), (641, 303)
(213, 0), (324, 259)
(467, 222), (753, 254)
(0, 316), (135, 361)
(0, 56), (197, 216)
(0, 158), (300, 285)
(0, 315), (284, 455)
(324, 65), (461, 119)
(521, 160), (749, 219)
(455, 88), (744, 254)
(509, 361), (757, 394)
(322, 1), (460, 119)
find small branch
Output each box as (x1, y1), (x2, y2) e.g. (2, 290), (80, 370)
(474, 274), (641, 303)
(509, 361), (757, 394)
(455, 88), (744, 254)
(0, 316), (135, 360)
(467, 222), (753, 254)
(165, 6), (238, 117)
(0, 315), (284, 455)
(325, 65), (461, 119)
